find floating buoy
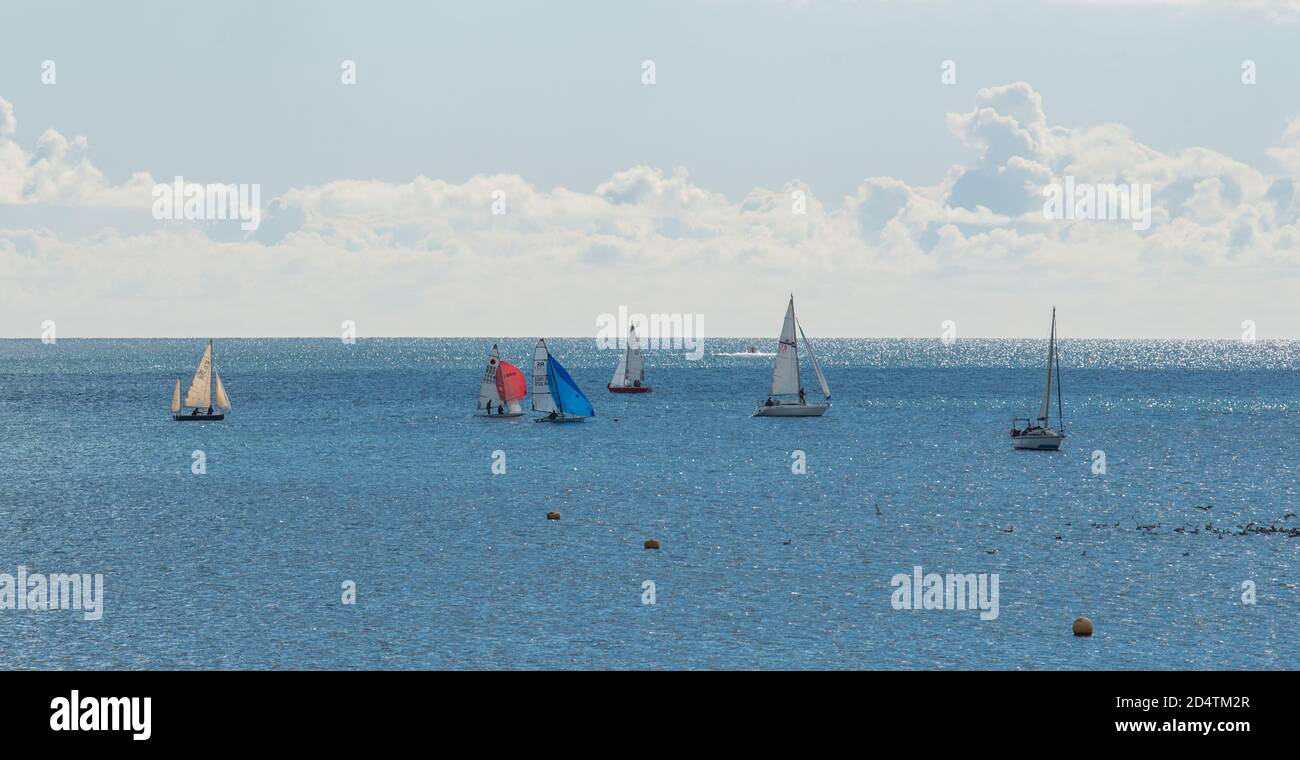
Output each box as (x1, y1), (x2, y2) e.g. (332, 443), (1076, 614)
(643, 539), (660, 550)
(1072, 617), (1094, 636)
(546, 511), (561, 521)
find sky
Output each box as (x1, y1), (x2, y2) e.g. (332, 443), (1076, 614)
(2, 0), (1300, 338)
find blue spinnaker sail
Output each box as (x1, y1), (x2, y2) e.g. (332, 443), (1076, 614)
(546, 354), (594, 417)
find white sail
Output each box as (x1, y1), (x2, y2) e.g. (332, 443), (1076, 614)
(532, 339), (556, 413)
(171, 379), (181, 413)
(798, 319), (830, 399)
(609, 326), (645, 387)
(610, 344), (629, 387)
(769, 296), (801, 396)
(215, 373), (231, 410)
(183, 341), (213, 408)
(626, 326), (645, 385)
(479, 344), (505, 410)
(1039, 309), (1055, 422)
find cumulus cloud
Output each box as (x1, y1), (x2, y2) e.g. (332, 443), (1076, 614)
(2, 85), (1300, 337)
(0, 96), (155, 207)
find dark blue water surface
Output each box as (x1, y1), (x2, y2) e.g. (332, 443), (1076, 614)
(1, 338), (1296, 669)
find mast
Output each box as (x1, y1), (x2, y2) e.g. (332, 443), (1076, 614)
(790, 294), (802, 392)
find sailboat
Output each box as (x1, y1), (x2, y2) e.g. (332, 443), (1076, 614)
(1011, 307), (1065, 450)
(607, 325), (651, 393)
(753, 294), (831, 417)
(477, 343), (527, 417)
(172, 339), (230, 421)
(532, 339), (595, 422)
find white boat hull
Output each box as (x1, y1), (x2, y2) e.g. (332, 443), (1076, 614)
(477, 411), (524, 418)
(1012, 431), (1065, 450)
(752, 402), (830, 417)
(535, 415), (587, 423)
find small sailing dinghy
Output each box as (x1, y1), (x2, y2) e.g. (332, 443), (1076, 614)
(753, 295), (831, 417)
(477, 343), (527, 417)
(172, 339), (230, 421)
(608, 325), (651, 393)
(532, 339), (595, 422)
(1011, 307), (1066, 450)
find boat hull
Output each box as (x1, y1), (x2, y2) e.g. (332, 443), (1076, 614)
(477, 411), (525, 418)
(1011, 432), (1064, 450)
(608, 385), (652, 393)
(752, 402), (830, 417)
(173, 413), (225, 422)
(535, 415), (587, 423)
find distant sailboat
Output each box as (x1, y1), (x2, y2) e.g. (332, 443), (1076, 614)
(477, 343), (526, 418)
(1011, 307), (1065, 450)
(173, 339), (229, 421)
(753, 295), (831, 417)
(607, 326), (651, 393)
(533, 339), (595, 422)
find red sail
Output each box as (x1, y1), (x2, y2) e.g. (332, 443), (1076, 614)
(495, 361), (527, 401)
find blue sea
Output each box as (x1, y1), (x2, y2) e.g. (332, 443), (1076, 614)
(1, 338), (1296, 670)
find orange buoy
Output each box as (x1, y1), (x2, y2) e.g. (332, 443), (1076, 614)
(1073, 617), (1094, 636)
(643, 539), (660, 550)
(546, 511), (561, 521)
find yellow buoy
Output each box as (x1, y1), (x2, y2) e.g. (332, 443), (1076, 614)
(546, 511), (561, 521)
(1072, 617), (1093, 636)
(643, 539), (660, 550)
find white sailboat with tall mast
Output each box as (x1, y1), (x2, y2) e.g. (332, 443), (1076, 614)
(753, 294), (831, 417)
(172, 339), (230, 421)
(1011, 307), (1065, 450)
(607, 325), (651, 393)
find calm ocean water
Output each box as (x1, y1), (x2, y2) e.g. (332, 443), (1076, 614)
(1, 338), (1296, 670)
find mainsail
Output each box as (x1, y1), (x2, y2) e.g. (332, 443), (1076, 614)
(769, 296), (801, 396)
(547, 354), (594, 417)
(479, 344), (506, 410)
(214, 373), (231, 410)
(532, 340), (556, 413)
(183, 341), (214, 408)
(171, 380), (182, 413)
(1039, 309), (1055, 422)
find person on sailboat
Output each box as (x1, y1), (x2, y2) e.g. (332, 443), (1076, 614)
(547, 410), (558, 420)
(497, 403), (504, 415)
(798, 388), (806, 405)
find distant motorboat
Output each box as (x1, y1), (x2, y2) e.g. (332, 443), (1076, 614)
(532, 339), (595, 422)
(608, 325), (652, 393)
(172, 340), (229, 421)
(753, 295), (831, 417)
(1011, 307), (1065, 450)
(477, 343), (526, 417)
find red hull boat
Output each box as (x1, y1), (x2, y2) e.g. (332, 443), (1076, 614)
(608, 384), (652, 393)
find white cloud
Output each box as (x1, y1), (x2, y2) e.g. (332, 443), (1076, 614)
(2, 86), (1300, 337)
(0, 96), (155, 207)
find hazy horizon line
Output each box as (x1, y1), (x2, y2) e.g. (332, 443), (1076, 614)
(1, 335), (1293, 342)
